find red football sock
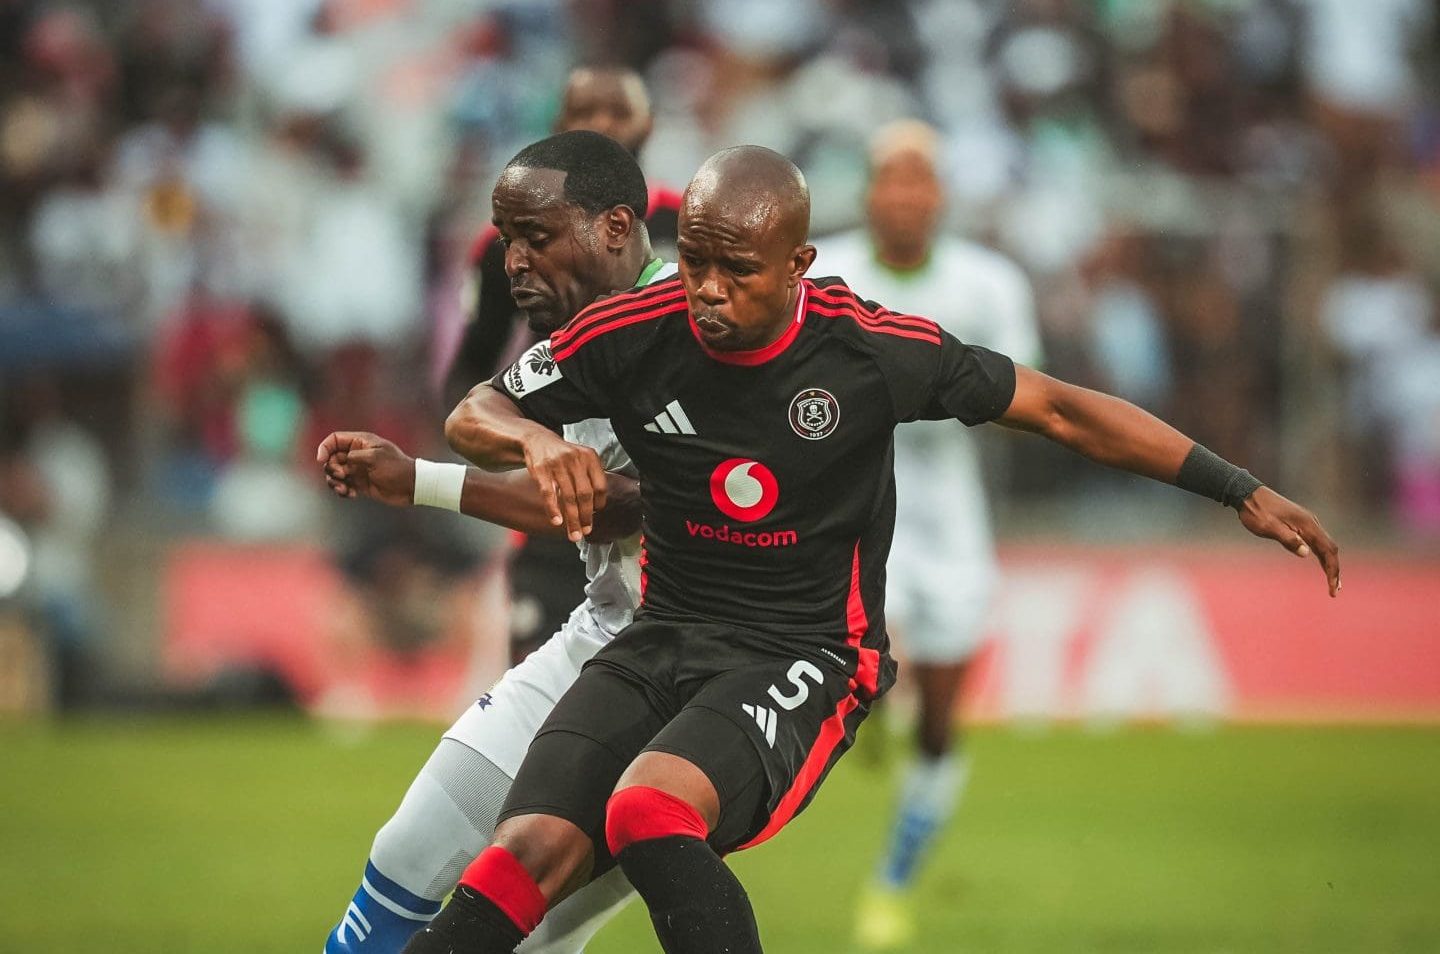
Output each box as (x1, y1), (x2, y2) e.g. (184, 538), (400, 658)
(457, 845), (548, 935)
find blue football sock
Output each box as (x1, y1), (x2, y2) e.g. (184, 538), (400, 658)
(878, 753), (967, 889)
(325, 860), (444, 953)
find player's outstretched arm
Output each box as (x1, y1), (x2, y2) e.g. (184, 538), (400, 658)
(317, 430), (638, 541)
(997, 365), (1341, 596)
(444, 384), (609, 541)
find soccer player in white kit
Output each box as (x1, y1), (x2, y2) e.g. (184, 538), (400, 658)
(316, 131), (673, 954)
(814, 120), (1042, 949)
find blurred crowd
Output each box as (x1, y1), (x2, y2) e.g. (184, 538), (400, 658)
(2, 0), (1439, 702)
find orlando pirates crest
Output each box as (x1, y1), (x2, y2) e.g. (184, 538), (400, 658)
(789, 388), (839, 440)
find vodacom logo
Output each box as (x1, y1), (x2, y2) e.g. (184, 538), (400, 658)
(710, 458), (780, 522)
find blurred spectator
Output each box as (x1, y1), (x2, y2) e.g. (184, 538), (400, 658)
(2, 0), (1440, 708)
(1321, 219), (1440, 528)
(273, 138), (422, 354)
(0, 376), (112, 708)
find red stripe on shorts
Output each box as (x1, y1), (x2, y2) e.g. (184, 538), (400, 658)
(735, 693), (860, 851)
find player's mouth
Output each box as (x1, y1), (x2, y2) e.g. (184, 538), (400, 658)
(510, 287), (549, 308)
(694, 313), (733, 341)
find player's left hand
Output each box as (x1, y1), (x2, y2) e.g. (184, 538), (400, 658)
(316, 431), (416, 508)
(1236, 486), (1341, 597)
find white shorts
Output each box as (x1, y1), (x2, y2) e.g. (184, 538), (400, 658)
(444, 603), (610, 778)
(885, 540), (996, 665)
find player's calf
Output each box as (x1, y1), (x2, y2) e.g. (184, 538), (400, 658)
(606, 780), (762, 954)
(401, 815), (592, 954)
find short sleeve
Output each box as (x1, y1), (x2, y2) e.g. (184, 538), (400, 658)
(493, 340), (610, 427)
(893, 328), (1016, 426)
(493, 280), (684, 426)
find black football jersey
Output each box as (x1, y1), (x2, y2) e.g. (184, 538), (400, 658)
(494, 275), (1015, 699)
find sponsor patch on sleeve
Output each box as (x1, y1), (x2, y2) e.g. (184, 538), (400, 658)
(503, 342), (562, 397)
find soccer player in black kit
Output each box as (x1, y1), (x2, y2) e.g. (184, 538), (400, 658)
(409, 148), (1342, 954)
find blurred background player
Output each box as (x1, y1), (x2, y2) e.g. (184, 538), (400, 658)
(444, 65), (681, 665)
(814, 119), (1042, 950)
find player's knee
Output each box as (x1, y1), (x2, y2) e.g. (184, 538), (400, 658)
(605, 785), (709, 857)
(492, 814), (595, 900)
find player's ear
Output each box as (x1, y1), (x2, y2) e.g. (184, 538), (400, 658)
(602, 205), (637, 251)
(789, 244), (817, 285)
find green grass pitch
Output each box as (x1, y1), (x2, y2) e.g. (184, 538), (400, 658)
(1, 718), (1436, 953)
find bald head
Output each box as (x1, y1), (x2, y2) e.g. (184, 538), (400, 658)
(677, 146), (816, 354)
(685, 146), (811, 248)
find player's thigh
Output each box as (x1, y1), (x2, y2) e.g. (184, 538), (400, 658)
(500, 663), (671, 864)
(648, 656), (868, 852)
(444, 629), (583, 779)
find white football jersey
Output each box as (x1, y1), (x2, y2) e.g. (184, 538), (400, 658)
(548, 261), (677, 659)
(812, 233), (1040, 563)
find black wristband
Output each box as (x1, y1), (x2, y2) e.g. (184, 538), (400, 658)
(1175, 443), (1262, 509)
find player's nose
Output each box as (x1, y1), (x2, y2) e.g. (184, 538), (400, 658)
(504, 242), (530, 277)
(696, 272), (725, 305)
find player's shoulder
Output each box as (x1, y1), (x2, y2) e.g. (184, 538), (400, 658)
(550, 274), (688, 363)
(803, 276), (943, 351)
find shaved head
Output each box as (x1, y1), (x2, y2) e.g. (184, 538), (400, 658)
(684, 146), (811, 248)
(677, 146), (816, 353)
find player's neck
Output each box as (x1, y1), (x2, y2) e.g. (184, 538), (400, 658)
(612, 242), (658, 291)
(871, 239), (931, 275)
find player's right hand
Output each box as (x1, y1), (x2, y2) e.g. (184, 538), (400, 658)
(1236, 486), (1341, 597)
(315, 431), (417, 508)
(521, 430), (608, 542)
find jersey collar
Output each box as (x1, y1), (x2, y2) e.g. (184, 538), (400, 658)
(636, 257), (667, 287)
(688, 281), (809, 367)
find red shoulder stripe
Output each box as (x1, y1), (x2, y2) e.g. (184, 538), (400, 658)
(807, 285), (939, 334)
(553, 280), (686, 346)
(808, 303), (942, 344)
(552, 298), (689, 362)
(552, 286), (687, 358)
(812, 304), (944, 341)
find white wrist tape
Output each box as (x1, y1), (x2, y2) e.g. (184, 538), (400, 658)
(413, 459), (466, 512)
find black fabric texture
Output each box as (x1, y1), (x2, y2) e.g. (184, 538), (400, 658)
(616, 835), (764, 954)
(400, 885), (524, 954)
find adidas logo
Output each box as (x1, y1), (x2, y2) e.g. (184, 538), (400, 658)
(644, 399), (696, 435)
(741, 702), (778, 748)
(338, 902), (371, 943)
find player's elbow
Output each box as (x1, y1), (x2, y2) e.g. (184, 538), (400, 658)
(445, 402), (483, 461)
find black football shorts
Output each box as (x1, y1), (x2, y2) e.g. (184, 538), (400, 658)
(499, 614), (872, 864)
